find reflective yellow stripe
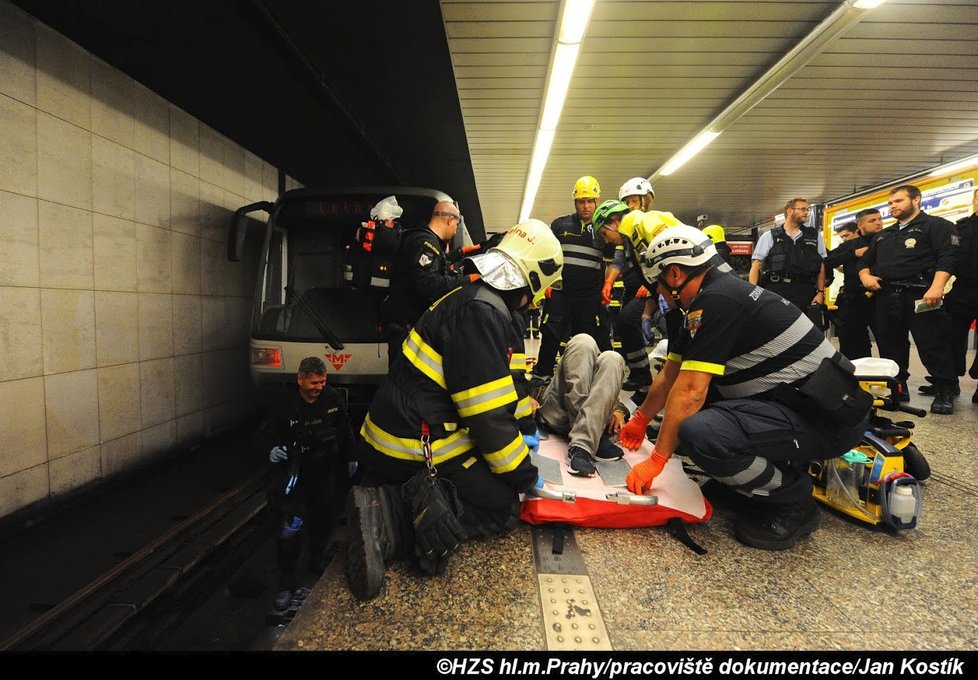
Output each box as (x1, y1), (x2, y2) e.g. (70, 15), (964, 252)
(452, 375), (517, 418)
(666, 352), (683, 363)
(483, 432), (529, 474)
(514, 395), (533, 420)
(403, 328), (446, 389)
(681, 360), (725, 375)
(360, 414), (475, 465)
(509, 352), (526, 372)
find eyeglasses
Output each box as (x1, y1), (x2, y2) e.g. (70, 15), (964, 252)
(791, 206), (811, 213)
(433, 210), (461, 223)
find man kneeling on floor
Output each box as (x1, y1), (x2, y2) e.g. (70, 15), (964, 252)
(529, 333), (629, 477)
(619, 226), (871, 550)
(346, 219), (563, 599)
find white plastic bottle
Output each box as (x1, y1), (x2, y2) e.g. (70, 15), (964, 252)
(889, 485), (917, 525)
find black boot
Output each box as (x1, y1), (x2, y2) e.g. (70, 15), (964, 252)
(275, 532), (302, 611)
(734, 498), (820, 550)
(930, 391), (954, 415)
(345, 485), (411, 600)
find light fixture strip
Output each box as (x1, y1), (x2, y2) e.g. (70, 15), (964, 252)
(517, 0), (595, 222)
(650, 0), (887, 180)
(927, 154), (978, 178)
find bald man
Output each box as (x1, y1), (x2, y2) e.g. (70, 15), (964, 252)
(380, 201), (469, 366)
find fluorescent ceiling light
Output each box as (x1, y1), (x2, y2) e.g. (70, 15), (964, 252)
(927, 154), (978, 178)
(660, 131), (721, 176)
(518, 0), (594, 222)
(520, 130), (556, 222)
(851, 0), (887, 9)
(559, 0), (595, 43)
(651, 0), (884, 180)
(540, 43), (580, 131)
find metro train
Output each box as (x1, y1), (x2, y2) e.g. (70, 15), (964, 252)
(227, 187), (474, 413)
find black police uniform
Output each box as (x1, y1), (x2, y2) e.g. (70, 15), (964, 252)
(381, 224), (463, 366)
(668, 269), (867, 507)
(533, 214), (610, 378)
(758, 225), (824, 311)
(254, 384), (356, 587)
(856, 211), (958, 392)
(358, 283), (539, 536)
(945, 212), (978, 379)
(825, 234), (876, 360)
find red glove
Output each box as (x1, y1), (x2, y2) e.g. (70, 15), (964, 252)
(468, 273), (481, 283)
(544, 287), (553, 299)
(461, 244), (481, 256)
(601, 279), (615, 305)
(635, 286), (649, 299)
(619, 409), (651, 450)
(626, 448), (670, 495)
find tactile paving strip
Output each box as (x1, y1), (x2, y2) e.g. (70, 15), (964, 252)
(531, 525), (611, 651)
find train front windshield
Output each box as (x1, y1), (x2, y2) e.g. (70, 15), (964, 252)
(251, 193), (444, 345)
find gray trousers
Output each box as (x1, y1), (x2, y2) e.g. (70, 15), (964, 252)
(537, 334), (626, 456)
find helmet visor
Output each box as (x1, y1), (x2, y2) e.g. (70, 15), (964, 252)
(466, 251), (528, 291)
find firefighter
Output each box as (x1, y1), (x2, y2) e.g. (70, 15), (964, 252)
(530, 176), (610, 381)
(618, 176), (655, 212)
(380, 201), (470, 367)
(620, 226), (869, 550)
(346, 220), (563, 600)
(702, 224), (732, 266)
(593, 201), (654, 392)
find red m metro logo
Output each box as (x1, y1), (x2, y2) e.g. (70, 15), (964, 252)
(325, 353), (352, 371)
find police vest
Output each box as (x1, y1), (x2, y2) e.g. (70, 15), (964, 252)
(763, 226), (821, 283)
(551, 214), (603, 294)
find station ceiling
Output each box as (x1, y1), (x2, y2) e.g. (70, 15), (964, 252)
(12, 0), (978, 237)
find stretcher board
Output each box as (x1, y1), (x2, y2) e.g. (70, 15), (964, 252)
(521, 436), (712, 528)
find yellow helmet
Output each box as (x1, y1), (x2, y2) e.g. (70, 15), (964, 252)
(619, 209), (683, 252)
(467, 219), (563, 305)
(702, 224), (726, 244)
(572, 176), (601, 200)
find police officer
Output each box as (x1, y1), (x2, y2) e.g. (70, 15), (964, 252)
(381, 201), (470, 366)
(530, 176), (610, 381)
(825, 221), (875, 360)
(254, 357), (356, 611)
(942, 188), (978, 403)
(857, 184), (958, 414)
(749, 198), (827, 313)
(620, 226), (869, 550)
(346, 220), (563, 600)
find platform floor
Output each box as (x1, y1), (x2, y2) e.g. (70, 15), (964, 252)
(276, 347), (978, 652)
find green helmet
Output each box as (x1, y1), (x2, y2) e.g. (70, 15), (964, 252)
(592, 199), (629, 231)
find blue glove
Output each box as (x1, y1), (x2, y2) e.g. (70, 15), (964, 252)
(641, 317), (655, 345)
(657, 294), (672, 316)
(269, 445), (288, 463)
(535, 474), (545, 489)
(524, 431), (540, 454)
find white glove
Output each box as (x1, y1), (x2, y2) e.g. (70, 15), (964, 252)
(269, 445), (288, 463)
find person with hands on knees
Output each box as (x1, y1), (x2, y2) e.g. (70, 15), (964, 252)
(254, 357), (356, 612)
(528, 334), (629, 478)
(620, 226), (870, 550)
(346, 219), (563, 599)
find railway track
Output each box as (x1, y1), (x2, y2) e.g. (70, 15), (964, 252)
(0, 467), (272, 651)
